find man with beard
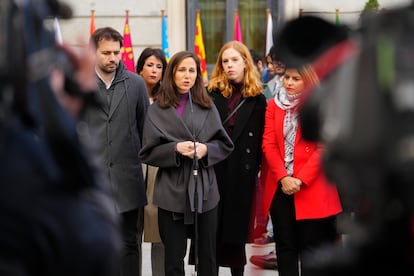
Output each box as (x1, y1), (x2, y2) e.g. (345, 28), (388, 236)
(86, 27), (149, 276)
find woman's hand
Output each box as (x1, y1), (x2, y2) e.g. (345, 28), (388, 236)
(280, 176), (302, 195)
(176, 141), (207, 159)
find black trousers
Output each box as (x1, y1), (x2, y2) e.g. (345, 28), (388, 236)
(120, 208), (143, 276)
(270, 185), (337, 276)
(158, 207), (218, 276)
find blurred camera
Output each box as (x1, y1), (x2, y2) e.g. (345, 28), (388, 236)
(274, 6), (414, 274)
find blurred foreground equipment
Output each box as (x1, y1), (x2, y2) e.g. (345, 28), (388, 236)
(274, 3), (414, 275)
(0, 1), (121, 275)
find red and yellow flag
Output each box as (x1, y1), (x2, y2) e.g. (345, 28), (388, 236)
(121, 10), (135, 72)
(194, 10), (208, 79)
(90, 10), (96, 36)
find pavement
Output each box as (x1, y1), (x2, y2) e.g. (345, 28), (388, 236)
(142, 241), (278, 275)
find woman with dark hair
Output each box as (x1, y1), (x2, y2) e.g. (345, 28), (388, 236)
(139, 51), (234, 276)
(136, 48), (167, 100)
(136, 47), (167, 276)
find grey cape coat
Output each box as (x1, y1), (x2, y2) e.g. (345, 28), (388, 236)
(139, 100), (234, 221)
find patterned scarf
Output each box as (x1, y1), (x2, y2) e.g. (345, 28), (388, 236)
(274, 87), (302, 175)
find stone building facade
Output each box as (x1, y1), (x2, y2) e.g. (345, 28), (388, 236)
(59, 0), (411, 68)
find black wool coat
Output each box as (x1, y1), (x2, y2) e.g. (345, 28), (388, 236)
(84, 62), (149, 213)
(211, 90), (267, 244)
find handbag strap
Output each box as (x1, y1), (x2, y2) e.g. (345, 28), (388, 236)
(222, 98), (246, 125)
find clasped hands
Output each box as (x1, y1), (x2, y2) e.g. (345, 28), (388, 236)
(176, 141), (207, 160)
(280, 176), (302, 195)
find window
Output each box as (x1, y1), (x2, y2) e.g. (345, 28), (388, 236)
(239, 0), (267, 57)
(188, 0), (276, 75)
(199, 0), (226, 65)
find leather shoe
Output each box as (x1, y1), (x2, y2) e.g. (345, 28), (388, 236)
(249, 250), (277, 270)
(252, 232), (275, 247)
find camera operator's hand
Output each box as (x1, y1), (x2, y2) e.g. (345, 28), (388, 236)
(280, 176), (302, 195)
(51, 42), (97, 119)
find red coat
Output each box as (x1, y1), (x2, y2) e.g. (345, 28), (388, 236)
(261, 99), (342, 220)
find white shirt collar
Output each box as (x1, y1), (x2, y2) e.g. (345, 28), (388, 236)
(96, 69), (115, 89)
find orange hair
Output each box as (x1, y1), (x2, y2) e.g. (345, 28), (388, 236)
(208, 41), (263, 98)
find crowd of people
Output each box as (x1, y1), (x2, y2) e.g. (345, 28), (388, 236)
(13, 0), (412, 275)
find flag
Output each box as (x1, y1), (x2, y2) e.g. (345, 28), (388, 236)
(335, 9), (341, 25)
(161, 11), (170, 61)
(234, 9), (243, 42)
(121, 11), (135, 72)
(90, 10), (96, 36)
(265, 9), (273, 56)
(53, 17), (63, 44)
(194, 10), (208, 79)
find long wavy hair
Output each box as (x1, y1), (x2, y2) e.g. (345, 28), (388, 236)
(208, 40), (263, 98)
(156, 51), (213, 109)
